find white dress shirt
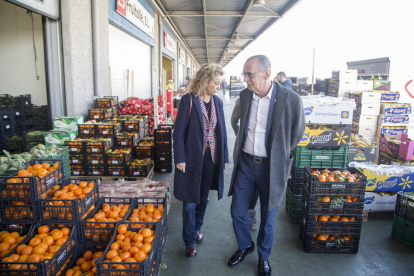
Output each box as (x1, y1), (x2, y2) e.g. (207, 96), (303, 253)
(243, 83), (273, 157)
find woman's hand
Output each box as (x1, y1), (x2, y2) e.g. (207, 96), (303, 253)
(176, 163), (186, 173)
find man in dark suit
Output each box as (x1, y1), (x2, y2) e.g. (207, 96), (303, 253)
(227, 55), (305, 276)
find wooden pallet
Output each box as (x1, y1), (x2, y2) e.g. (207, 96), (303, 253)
(71, 167), (154, 182)
(363, 210), (394, 222)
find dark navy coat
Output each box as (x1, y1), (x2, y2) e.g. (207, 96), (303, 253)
(281, 79), (293, 90)
(173, 93), (229, 204)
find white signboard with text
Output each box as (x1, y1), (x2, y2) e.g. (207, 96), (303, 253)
(179, 48), (185, 62)
(116, 0), (155, 38)
(164, 31), (176, 53)
(187, 56), (191, 68)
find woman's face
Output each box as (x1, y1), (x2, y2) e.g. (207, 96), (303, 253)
(205, 76), (222, 96)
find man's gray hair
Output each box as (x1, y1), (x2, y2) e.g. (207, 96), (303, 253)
(246, 55), (271, 70)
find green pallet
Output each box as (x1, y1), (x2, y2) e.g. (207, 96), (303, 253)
(391, 215), (414, 248)
(285, 187), (303, 224)
(293, 146), (349, 168)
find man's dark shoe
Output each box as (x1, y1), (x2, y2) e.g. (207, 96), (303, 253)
(258, 260), (271, 275)
(227, 242), (255, 267)
(186, 246), (197, 257)
(196, 231), (203, 244)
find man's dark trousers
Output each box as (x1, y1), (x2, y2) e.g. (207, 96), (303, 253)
(231, 151), (278, 261)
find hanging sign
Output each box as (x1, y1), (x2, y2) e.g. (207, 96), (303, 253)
(187, 56), (191, 68)
(192, 61), (196, 71)
(179, 48), (185, 62)
(10, 0), (60, 19)
(164, 32), (176, 53)
(116, 0), (155, 38)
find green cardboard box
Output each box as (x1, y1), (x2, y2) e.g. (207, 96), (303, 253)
(43, 130), (77, 146)
(53, 116), (84, 133)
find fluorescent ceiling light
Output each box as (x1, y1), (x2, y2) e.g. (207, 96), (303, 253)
(252, 0), (266, 8)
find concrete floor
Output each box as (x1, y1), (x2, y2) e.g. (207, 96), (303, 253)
(153, 92), (414, 276)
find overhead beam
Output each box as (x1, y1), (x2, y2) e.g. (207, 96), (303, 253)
(219, 0), (254, 62)
(202, 0), (209, 64)
(169, 11), (279, 17)
(184, 37), (253, 40)
(192, 47), (242, 51)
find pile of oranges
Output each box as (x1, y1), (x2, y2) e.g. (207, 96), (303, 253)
(312, 169), (361, 183)
(3, 163), (61, 200)
(126, 204), (164, 227)
(84, 203), (131, 242)
(101, 224), (155, 270)
(0, 225), (73, 269)
(318, 196), (359, 203)
(314, 215), (356, 222)
(3, 201), (34, 221)
(312, 234), (354, 241)
(64, 249), (104, 276)
(0, 231), (28, 258)
(42, 182), (97, 221)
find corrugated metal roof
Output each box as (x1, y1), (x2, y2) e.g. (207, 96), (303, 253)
(154, 0), (301, 66)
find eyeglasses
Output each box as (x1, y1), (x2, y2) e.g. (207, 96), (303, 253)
(241, 69), (267, 79)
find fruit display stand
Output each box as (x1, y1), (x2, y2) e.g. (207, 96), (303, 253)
(299, 167), (367, 253)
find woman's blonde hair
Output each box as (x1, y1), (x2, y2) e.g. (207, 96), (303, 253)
(188, 63), (224, 97)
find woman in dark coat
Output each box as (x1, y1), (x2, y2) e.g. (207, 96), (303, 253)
(173, 63), (229, 257)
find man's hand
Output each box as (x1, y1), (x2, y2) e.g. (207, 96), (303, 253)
(224, 163), (227, 170)
(176, 163), (186, 173)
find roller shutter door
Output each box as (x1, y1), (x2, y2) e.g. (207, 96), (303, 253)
(109, 24), (151, 100)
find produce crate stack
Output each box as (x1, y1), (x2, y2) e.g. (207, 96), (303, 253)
(166, 90), (173, 118)
(326, 70), (358, 98)
(25, 105), (50, 132)
(0, 94), (32, 110)
(299, 166), (367, 253)
(154, 127), (173, 173)
(157, 96), (166, 133)
(11, 106), (26, 134)
(391, 192), (414, 248)
(24, 131), (45, 151)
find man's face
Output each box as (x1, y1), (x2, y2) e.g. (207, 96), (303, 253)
(243, 59), (270, 94)
(276, 74), (281, 82)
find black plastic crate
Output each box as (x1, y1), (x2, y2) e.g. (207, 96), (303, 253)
(85, 139), (113, 154)
(0, 106), (12, 119)
(154, 140), (172, 152)
(127, 163), (152, 177)
(38, 178), (99, 222)
(81, 197), (134, 243)
(291, 166), (305, 184)
(134, 145), (154, 159)
(124, 119), (142, 132)
(69, 154), (86, 164)
(0, 222), (33, 238)
(304, 167), (367, 196)
(107, 165), (126, 176)
(395, 192), (414, 224)
(60, 244), (106, 276)
(299, 223), (360, 253)
(0, 94), (31, 107)
(153, 223), (168, 276)
(70, 164), (87, 176)
(285, 187), (302, 224)
(24, 104), (47, 117)
(301, 208), (363, 234)
(0, 159), (64, 201)
(115, 132), (139, 148)
(0, 117), (14, 136)
(65, 140), (86, 154)
(97, 123), (121, 136)
(106, 148), (132, 166)
(85, 153), (106, 165)
(1, 198), (37, 222)
(154, 162), (173, 173)
(0, 222), (78, 276)
(87, 165), (106, 176)
(95, 96), (118, 108)
(4, 135), (25, 151)
(391, 214), (414, 249)
(154, 151), (172, 163)
(78, 123), (96, 136)
(154, 128), (172, 141)
(302, 187), (365, 216)
(287, 178), (304, 196)
(126, 196), (168, 228)
(96, 221), (161, 276)
(89, 108), (113, 121)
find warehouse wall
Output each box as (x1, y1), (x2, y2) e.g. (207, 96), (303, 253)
(0, 1), (48, 105)
(61, 0), (95, 117)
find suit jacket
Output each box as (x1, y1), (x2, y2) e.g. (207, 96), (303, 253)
(174, 93), (229, 204)
(228, 82), (306, 210)
(231, 98), (241, 136)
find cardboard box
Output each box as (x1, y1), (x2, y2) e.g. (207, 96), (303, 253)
(352, 114), (379, 126)
(328, 80), (357, 91)
(53, 116), (84, 134)
(380, 128), (408, 136)
(349, 146), (377, 162)
(349, 91), (381, 104)
(355, 103), (381, 116)
(378, 115), (410, 126)
(331, 71), (340, 80)
(356, 80), (374, 91)
(302, 97), (355, 124)
(352, 124), (377, 137)
(360, 168), (414, 192)
(379, 133), (414, 160)
(381, 104), (411, 115)
(364, 192), (397, 211)
(299, 124), (351, 147)
(380, 91), (400, 102)
(43, 130), (77, 146)
(378, 151), (412, 165)
(374, 80), (391, 91)
(331, 70), (357, 81)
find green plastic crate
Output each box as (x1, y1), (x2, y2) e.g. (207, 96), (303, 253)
(285, 187), (303, 224)
(293, 146), (349, 168)
(391, 215), (414, 248)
